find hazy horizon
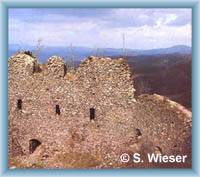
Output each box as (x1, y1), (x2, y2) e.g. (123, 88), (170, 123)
(9, 43), (191, 51)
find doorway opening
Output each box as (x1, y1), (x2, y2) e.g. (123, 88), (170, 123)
(29, 139), (41, 154)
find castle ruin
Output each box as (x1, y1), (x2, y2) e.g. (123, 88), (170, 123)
(8, 52), (192, 168)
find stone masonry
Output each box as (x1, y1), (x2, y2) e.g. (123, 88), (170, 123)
(8, 52), (192, 168)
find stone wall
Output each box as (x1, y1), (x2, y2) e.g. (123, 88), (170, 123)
(8, 52), (192, 168)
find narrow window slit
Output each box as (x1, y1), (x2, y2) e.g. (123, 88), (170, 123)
(56, 105), (61, 115)
(90, 108), (95, 121)
(17, 99), (22, 110)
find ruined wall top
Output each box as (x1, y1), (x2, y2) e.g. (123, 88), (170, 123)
(46, 56), (66, 78)
(8, 53), (136, 111)
(8, 53), (133, 82)
(8, 52), (38, 76)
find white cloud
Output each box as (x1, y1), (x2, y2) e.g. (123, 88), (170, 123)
(98, 23), (191, 49)
(9, 8), (192, 49)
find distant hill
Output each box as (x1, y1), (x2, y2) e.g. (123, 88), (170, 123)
(129, 45), (191, 56)
(126, 53), (192, 109)
(9, 44), (191, 63)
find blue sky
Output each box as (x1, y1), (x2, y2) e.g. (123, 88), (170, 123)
(9, 8), (191, 49)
